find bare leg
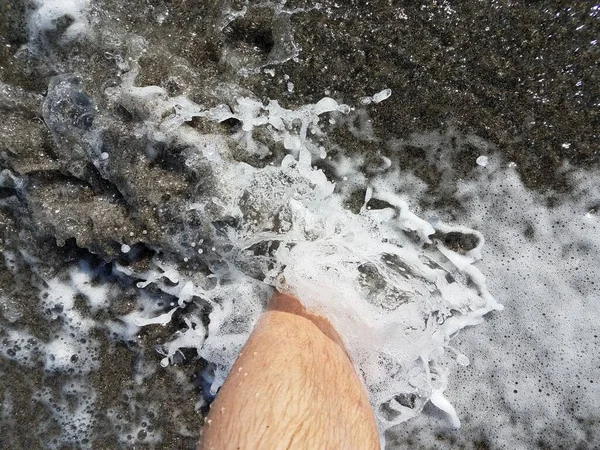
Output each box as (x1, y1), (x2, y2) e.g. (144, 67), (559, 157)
(198, 291), (380, 450)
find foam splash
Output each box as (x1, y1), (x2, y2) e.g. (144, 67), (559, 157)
(100, 64), (502, 433)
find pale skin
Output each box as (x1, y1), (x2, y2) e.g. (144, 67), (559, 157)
(198, 291), (380, 450)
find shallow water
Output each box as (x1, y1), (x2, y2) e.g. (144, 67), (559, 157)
(1, 1), (599, 449)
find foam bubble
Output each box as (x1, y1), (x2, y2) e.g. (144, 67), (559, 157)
(372, 88), (392, 103)
(362, 88), (392, 105)
(476, 155), (489, 167)
(34, 381), (97, 449)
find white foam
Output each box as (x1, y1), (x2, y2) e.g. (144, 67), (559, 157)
(34, 381), (96, 449)
(104, 70), (501, 439)
(157, 316), (206, 368)
(386, 159), (600, 448)
(69, 266), (110, 310)
(29, 0), (92, 44)
(133, 307), (178, 327)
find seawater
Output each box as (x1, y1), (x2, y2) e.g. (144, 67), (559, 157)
(1, 1), (599, 449)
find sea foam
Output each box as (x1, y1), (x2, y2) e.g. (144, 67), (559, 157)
(101, 61), (502, 436)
